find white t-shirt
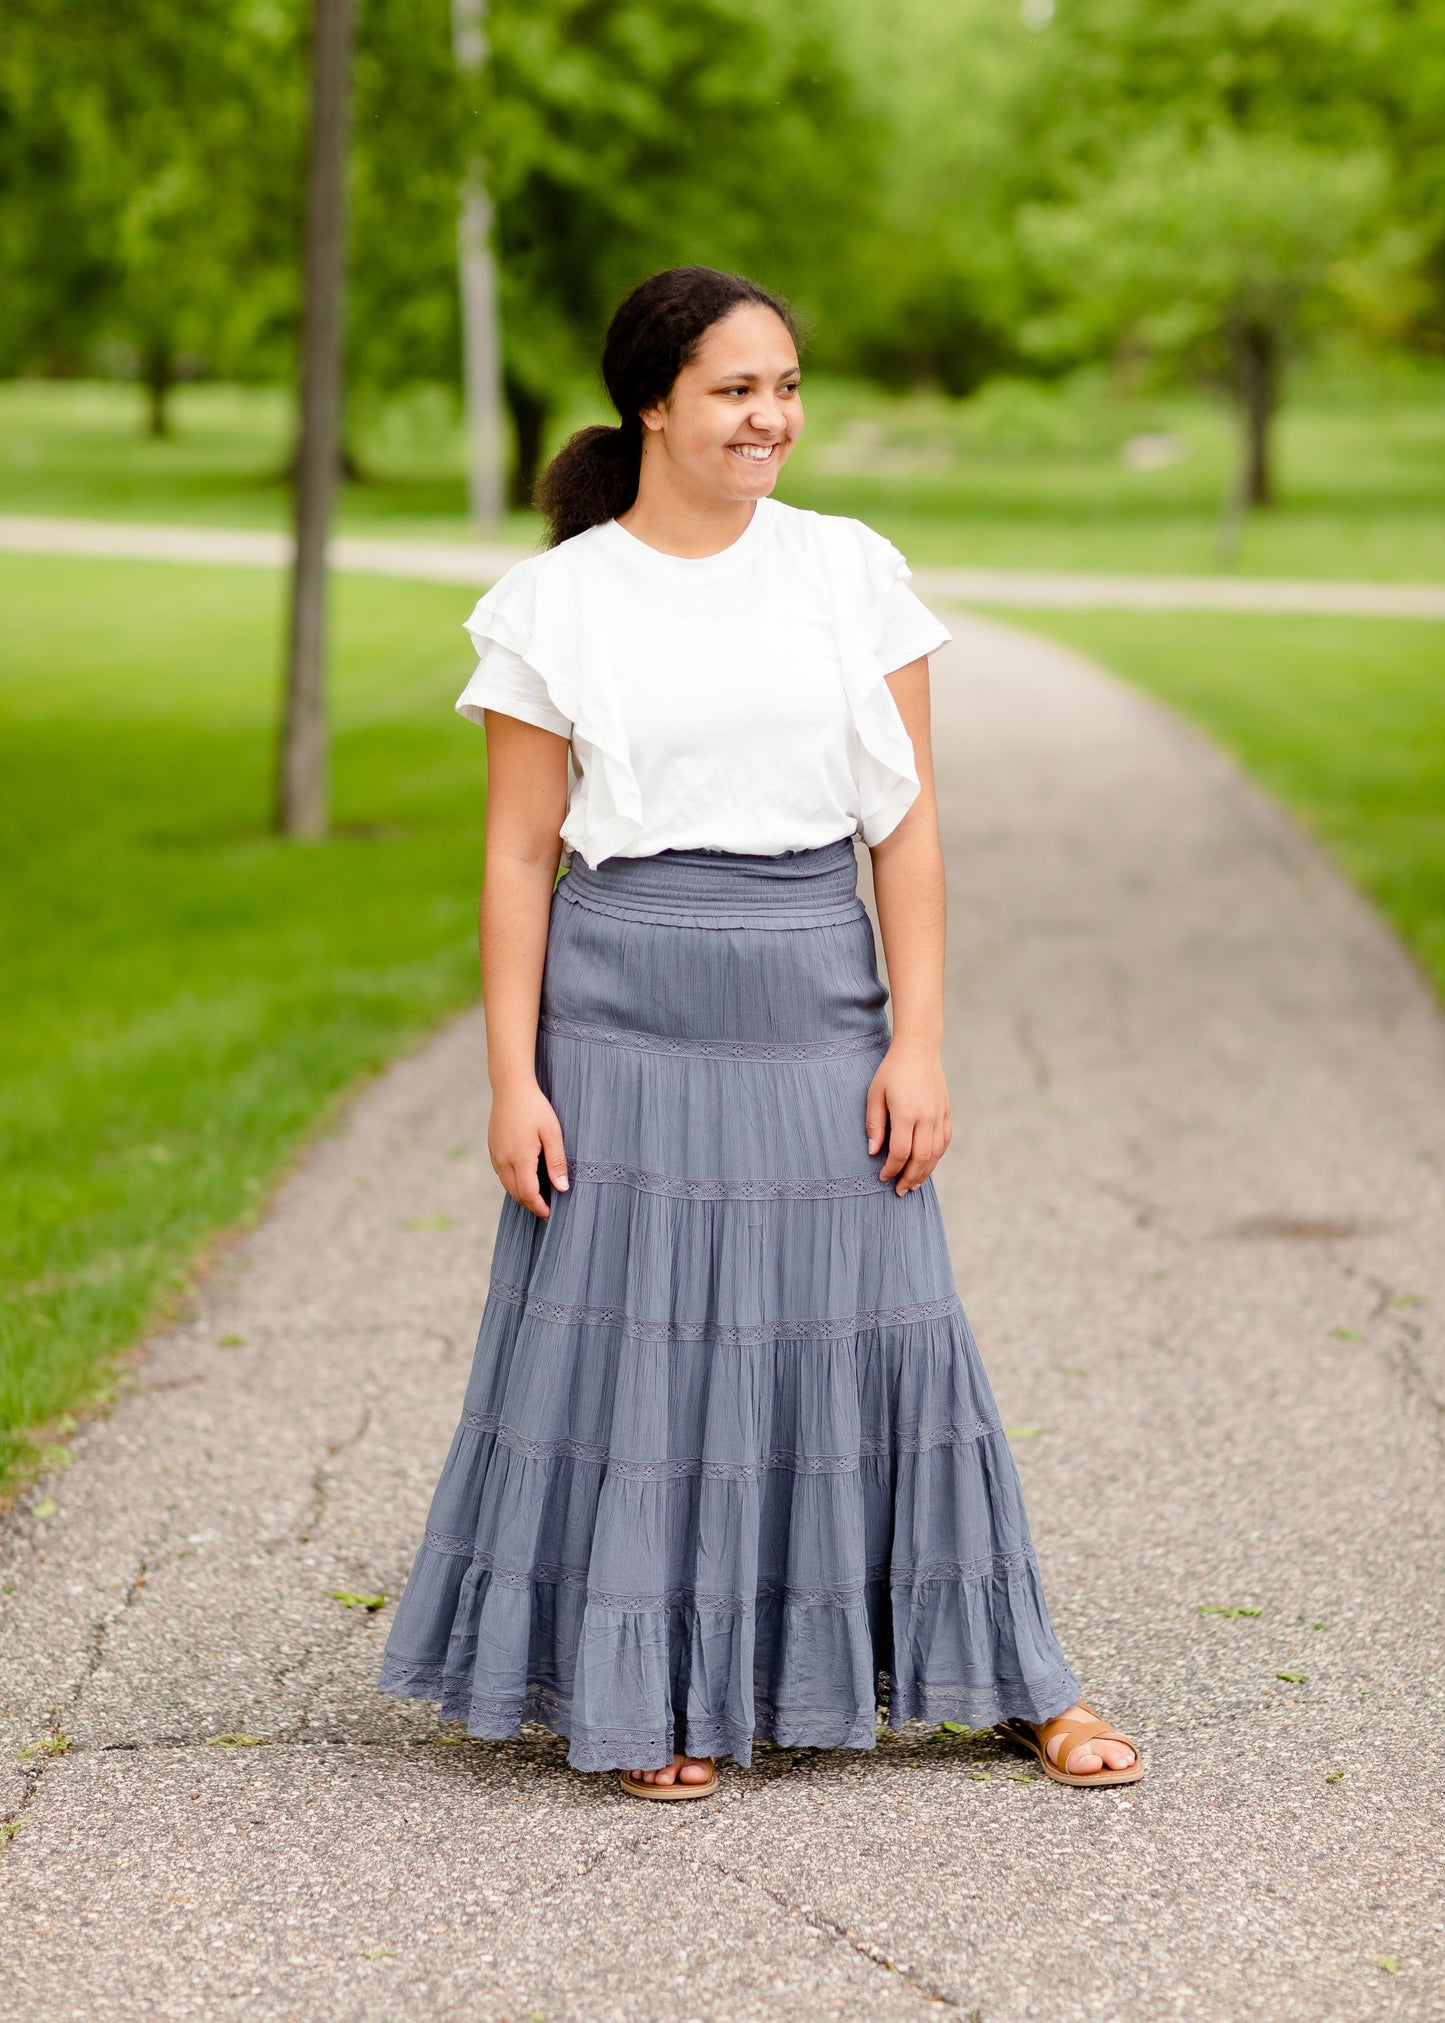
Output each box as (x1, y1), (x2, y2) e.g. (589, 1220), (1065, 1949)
(455, 495), (951, 869)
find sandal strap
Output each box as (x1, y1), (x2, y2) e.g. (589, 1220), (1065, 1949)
(1036, 1711), (1134, 1772)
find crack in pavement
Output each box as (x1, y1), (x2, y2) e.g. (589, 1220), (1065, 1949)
(297, 1407), (373, 1548)
(2, 1548), (151, 1843)
(702, 1851), (966, 2011)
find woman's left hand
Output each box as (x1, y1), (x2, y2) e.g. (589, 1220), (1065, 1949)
(866, 1038), (953, 1195)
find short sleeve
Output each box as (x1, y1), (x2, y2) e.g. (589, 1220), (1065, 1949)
(876, 574), (951, 674)
(455, 637), (573, 740)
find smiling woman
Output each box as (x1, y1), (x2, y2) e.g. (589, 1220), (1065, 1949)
(376, 266), (1144, 1798)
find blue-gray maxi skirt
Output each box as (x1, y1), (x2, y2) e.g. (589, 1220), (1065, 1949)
(377, 837), (1080, 1771)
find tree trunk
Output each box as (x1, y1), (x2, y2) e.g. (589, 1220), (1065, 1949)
(277, 0), (354, 841)
(452, 0), (506, 532)
(504, 371), (548, 508)
(143, 343), (174, 439)
(1228, 315), (1279, 510)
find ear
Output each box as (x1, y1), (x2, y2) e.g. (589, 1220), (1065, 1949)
(639, 401), (666, 434)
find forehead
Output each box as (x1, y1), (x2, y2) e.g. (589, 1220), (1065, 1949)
(688, 304), (799, 376)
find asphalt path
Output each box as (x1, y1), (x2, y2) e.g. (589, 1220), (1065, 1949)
(2, 512), (1443, 616)
(2, 614), (1442, 2021)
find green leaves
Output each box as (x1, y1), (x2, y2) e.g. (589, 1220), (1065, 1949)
(1199, 1604), (1262, 1618)
(327, 1589), (387, 1613)
(1325, 1770), (1344, 1783)
(1275, 1672), (1306, 1684)
(1375, 1956), (1398, 1974)
(206, 1732), (264, 1747)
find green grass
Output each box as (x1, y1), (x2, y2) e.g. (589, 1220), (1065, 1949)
(994, 610), (1445, 996)
(0, 554), (487, 1483)
(2, 353), (1442, 579)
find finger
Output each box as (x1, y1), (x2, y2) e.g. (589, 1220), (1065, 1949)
(880, 1116), (915, 1182)
(865, 1084), (888, 1157)
(507, 1159), (550, 1220)
(537, 1112), (570, 1193)
(896, 1123), (941, 1194)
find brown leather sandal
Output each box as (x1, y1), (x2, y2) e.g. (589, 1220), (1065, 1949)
(619, 1757), (718, 1801)
(999, 1704), (1144, 1787)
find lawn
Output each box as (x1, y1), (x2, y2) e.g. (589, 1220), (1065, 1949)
(2, 354), (1443, 580)
(1, 554), (487, 1483)
(998, 610), (1445, 997)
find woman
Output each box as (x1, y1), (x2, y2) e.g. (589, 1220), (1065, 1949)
(378, 266), (1141, 1795)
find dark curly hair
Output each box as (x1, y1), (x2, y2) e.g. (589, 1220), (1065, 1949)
(535, 266), (799, 548)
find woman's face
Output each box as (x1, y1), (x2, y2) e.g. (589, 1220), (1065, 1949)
(640, 304), (803, 503)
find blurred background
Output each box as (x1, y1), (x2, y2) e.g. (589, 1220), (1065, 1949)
(2, 0), (1442, 1487)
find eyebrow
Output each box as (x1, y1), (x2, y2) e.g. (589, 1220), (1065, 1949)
(708, 365), (802, 384)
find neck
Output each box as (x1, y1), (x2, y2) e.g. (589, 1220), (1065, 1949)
(617, 452), (759, 558)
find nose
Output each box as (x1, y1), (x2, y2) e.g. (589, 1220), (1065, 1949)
(746, 394), (788, 436)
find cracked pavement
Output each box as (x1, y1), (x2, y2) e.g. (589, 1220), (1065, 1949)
(2, 612), (1443, 2021)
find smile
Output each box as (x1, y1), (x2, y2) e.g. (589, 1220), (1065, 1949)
(729, 443), (778, 461)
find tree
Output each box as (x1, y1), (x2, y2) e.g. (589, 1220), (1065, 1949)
(0, 0), (301, 426)
(452, 0), (506, 530)
(1005, 0), (1405, 516)
(277, 0), (354, 840)
(1019, 129), (1384, 507)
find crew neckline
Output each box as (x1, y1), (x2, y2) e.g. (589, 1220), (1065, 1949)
(595, 495), (778, 578)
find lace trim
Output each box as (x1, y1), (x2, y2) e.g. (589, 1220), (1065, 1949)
(415, 1538), (1037, 1606)
(454, 1407), (1001, 1475)
(538, 1012), (891, 1062)
(566, 1160), (882, 1200)
(486, 1278), (962, 1344)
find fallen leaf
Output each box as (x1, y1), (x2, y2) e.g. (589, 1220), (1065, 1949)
(1325, 1770), (1344, 1783)
(1199, 1605), (1262, 1619)
(402, 1216), (455, 1232)
(32, 1497), (56, 1520)
(218, 1333), (245, 1349)
(1330, 1326), (1360, 1340)
(0, 1821), (23, 1844)
(1375, 1956), (1398, 1974)
(327, 1590), (387, 1613)
(1003, 1426), (1045, 1440)
(1275, 1672), (1306, 1684)
(205, 1733), (264, 1748)
(360, 1947), (396, 1961)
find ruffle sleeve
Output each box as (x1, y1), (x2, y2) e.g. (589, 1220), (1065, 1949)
(812, 516), (950, 847)
(459, 548), (644, 868)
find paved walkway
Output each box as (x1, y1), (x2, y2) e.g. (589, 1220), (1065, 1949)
(3, 511), (1443, 616)
(3, 617), (1443, 2021)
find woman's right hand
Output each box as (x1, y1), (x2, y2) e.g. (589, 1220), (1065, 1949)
(488, 1078), (570, 1219)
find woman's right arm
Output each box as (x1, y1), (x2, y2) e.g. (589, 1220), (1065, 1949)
(479, 708), (572, 1219)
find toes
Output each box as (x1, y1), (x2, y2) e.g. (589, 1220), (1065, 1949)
(677, 1758), (711, 1784)
(1065, 1746), (1104, 1775)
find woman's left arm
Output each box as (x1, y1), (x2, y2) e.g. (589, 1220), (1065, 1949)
(865, 657), (953, 1195)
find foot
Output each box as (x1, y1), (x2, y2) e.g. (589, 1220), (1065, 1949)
(629, 1753), (713, 1787)
(1036, 1703), (1138, 1776)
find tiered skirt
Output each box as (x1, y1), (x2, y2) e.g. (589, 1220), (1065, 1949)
(377, 837), (1079, 1771)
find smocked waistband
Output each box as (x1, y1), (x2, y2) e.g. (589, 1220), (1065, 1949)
(556, 838), (864, 927)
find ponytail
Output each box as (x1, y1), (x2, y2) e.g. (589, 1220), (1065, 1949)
(534, 418), (643, 549)
(534, 266), (798, 548)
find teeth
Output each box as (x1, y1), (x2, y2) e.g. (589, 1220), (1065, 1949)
(732, 444), (773, 460)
